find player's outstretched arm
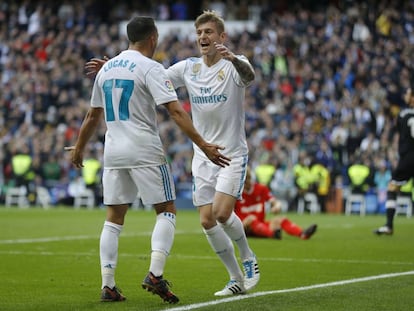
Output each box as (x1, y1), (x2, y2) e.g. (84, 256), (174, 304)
(164, 100), (231, 167)
(84, 56), (109, 77)
(214, 42), (255, 85)
(64, 108), (103, 168)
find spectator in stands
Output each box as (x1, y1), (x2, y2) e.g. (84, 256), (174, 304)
(315, 139), (335, 173)
(40, 153), (62, 188)
(293, 151), (317, 209)
(373, 159), (392, 211)
(310, 160), (331, 213)
(254, 159), (276, 188)
(10, 145), (34, 191)
(347, 155), (373, 195)
(360, 131), (380, 153)
(270, 157), (297, 209)
(81, 150), (102, 206)
(171, 0), (188, 20)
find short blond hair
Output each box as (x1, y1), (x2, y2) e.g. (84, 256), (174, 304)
(194, 10), (225, 34)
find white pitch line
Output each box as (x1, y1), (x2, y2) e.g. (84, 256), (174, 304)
(0, 235), (101, 244)
(0, 230), (195, 244)
(0, 250), (413, 267)
(161, 271), (414, 311)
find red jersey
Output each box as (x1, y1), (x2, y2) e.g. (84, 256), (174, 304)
(235, 183), (274, 222)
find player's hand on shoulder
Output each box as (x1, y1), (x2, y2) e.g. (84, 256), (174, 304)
(84, 56), (109, 77)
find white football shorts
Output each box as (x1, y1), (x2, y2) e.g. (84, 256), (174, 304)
(102, 164), (176, 205)
(192, 155), (248, 207)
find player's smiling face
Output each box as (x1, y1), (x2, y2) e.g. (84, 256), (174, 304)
(196, 21), (223, 56)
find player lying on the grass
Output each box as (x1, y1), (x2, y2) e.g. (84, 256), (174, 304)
(235, 166), (317, 240)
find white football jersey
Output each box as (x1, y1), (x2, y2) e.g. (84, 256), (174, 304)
(91, 50), (178, 168)
(167, 56), (249, 159)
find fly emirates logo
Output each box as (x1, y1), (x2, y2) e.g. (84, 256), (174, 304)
(190, 87), (228, 104)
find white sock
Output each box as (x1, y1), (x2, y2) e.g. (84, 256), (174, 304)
(150, 212), (176, 276)
(100, 221), (123, 289)
(150, 250), (167, 277)
(219, 212), (254, 261)
(203, 225), (243, 281)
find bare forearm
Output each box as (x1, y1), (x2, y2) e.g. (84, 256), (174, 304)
(165, 101), (230, 167)
(170, 109), (205, 148)
(231, 57), (255, 85)
(214, 43), (255, 84)
(75, 110), (102, 151)
(65, 108), (103, 168)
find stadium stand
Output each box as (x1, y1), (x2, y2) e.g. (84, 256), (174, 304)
(1, 0), (413, 213)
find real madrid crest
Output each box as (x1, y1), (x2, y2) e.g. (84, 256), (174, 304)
(217, 69), (225, 81)
(192, 63), (201, 74)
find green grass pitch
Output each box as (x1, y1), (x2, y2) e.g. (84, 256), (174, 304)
(0, 206), (413, 311)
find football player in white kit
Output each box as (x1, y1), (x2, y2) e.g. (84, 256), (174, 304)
(67, 16), (230, 304)
(83, 10), (260, 297)
(166, 11), (260, 296)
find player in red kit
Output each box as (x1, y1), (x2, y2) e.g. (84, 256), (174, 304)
(235, 167), (317, 240)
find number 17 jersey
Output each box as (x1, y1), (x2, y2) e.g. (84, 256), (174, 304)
(91, 50), (178, 168)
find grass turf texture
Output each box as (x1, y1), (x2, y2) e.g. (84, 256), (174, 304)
(0, 207), (413, 311)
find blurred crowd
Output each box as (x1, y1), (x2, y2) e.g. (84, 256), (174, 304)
(1, 0), (414, 211)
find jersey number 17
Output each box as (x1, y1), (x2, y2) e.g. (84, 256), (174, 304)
(102, 79), (133, 121)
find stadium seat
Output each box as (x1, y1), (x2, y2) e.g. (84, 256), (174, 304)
(36, 186), (52, 209)
(5, 187), (29, 208)
(395, 196), (412, 218)
(345, 193), (366, 216)
(73, 189), (95, 209)
(297, 192), (320, 214)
